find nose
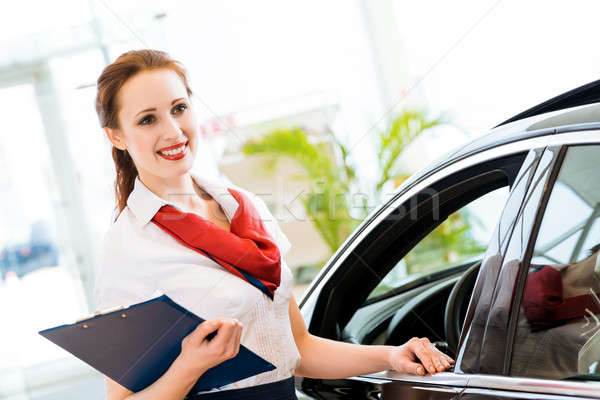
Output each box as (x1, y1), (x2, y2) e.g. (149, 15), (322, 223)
(163, 115), (185, 142)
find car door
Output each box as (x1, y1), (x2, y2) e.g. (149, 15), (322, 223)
(297, 142), (539, 399)
(461, 134), (600, 399)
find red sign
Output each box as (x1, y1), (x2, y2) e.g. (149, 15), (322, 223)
(200, 115), (236, 139)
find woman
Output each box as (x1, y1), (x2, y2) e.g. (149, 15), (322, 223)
(94, 49), (453, 400)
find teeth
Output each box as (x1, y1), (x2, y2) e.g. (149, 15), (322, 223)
(159, 144), (186, 156)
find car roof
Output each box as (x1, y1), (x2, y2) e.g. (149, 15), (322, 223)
(401, 81), (600, 194)
(496, 78), (600, 127)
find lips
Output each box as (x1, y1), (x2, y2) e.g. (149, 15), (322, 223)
(157, 141), (189, 161)
(157, 141), (187, 153)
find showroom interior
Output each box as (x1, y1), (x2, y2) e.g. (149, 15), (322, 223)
(1, 1), (600, 398)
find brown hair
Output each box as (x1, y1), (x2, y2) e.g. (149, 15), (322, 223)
(95, 49), (193, 221)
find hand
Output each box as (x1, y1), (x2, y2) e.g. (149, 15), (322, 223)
(388, 337), (454, 376)
(178, 317), (244, 377)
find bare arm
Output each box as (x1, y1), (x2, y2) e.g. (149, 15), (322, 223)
(105, 318), (243, 400)
(104, 355), (202, 400)
(288, 295), (453, 379)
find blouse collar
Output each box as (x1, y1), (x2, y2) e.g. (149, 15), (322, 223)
(126, 171), (239, 229)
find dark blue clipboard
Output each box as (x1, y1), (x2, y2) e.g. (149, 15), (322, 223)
(38, 295), (275, 394)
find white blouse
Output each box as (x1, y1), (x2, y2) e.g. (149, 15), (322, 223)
(93, 172), (301, 394)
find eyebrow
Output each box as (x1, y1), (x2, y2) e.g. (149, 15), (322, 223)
(135, 98), (186, 118)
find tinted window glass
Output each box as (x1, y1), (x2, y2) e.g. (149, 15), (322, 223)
(511, 145), (600, 380)
(458, 148), (555, 374)
(478, 148), (557, 374)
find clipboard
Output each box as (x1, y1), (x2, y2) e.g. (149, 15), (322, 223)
(38, 294), (276, 394)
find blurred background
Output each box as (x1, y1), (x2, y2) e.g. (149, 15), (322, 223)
(2, 0), (600, 398)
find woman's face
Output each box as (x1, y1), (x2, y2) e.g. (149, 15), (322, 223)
(106, 68), (198, 182)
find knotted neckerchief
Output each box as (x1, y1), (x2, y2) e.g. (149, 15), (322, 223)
(522, 265), (600, 329)
(151, 188), (281, 300)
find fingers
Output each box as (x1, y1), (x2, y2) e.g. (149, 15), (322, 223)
(408, 337), (454, 374)
(179, 317), (243, 373)
(432, 345), (454, 368)
(232, 320), (242, 355)
(436, 353), (452, 370)
(187, 319), (222, 345)
(409, 338), (436, 374)
(211, 318), (237, 348)
(443, 353), (455, 364)
(209, 318), (243, 359)
(396, 358), (426, 376)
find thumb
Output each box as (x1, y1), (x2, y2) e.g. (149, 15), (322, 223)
(394, 358), (425, 376)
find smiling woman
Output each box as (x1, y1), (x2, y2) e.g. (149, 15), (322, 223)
(97, 55), (199, 215)
(93, 49), (452, 400)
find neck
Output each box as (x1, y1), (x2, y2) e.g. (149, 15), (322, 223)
(138, 171), (202, 209)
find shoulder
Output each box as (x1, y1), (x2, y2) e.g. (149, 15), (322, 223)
(228, 183), (292, 257)
(99, 207), (136, 258)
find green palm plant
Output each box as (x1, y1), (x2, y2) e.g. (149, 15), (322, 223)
(242, 127), (358, 252)
(241, 109), (485, 270)
(375, 110), (443, 192)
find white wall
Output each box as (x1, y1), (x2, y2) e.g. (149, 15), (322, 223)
(163, 0), (385, 182)
(392, 0), (600, 135)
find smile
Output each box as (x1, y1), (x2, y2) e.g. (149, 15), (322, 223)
(157, 142), (189, 160)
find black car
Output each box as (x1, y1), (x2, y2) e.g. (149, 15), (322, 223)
(296, 80), (600, 399)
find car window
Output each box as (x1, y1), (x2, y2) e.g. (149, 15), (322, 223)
(510, 145), (600, 381)
(368, 186), (509, 299)
(474, 148), (558, 374)
(457, 148), (555, 374)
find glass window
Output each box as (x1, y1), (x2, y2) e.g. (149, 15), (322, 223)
(457, 148), (555, 374)
(0, 84), (88, 376)
(49, 50), (118, 246)
(476, 148), (558, 374)
(511, 145), (600, 381)
(369, 186), (509, 299)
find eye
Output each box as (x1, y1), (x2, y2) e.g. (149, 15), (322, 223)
(172, 103), (188, 114)
(138, 115), (155, 126)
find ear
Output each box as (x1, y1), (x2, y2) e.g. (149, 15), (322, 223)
(104, 127), (127, 151)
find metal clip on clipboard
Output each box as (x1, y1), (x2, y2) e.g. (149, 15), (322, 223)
(75, 305), (125, 323)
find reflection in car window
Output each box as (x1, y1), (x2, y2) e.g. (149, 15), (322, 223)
(457, 148), (549, 374)
(368, 187), (508, 299)
(476, 148), (557, 374)
(511, 145), (600, 381)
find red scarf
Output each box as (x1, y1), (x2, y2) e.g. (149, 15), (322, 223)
(523, 265), (600, 328)
(151, 188), (281, 300)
